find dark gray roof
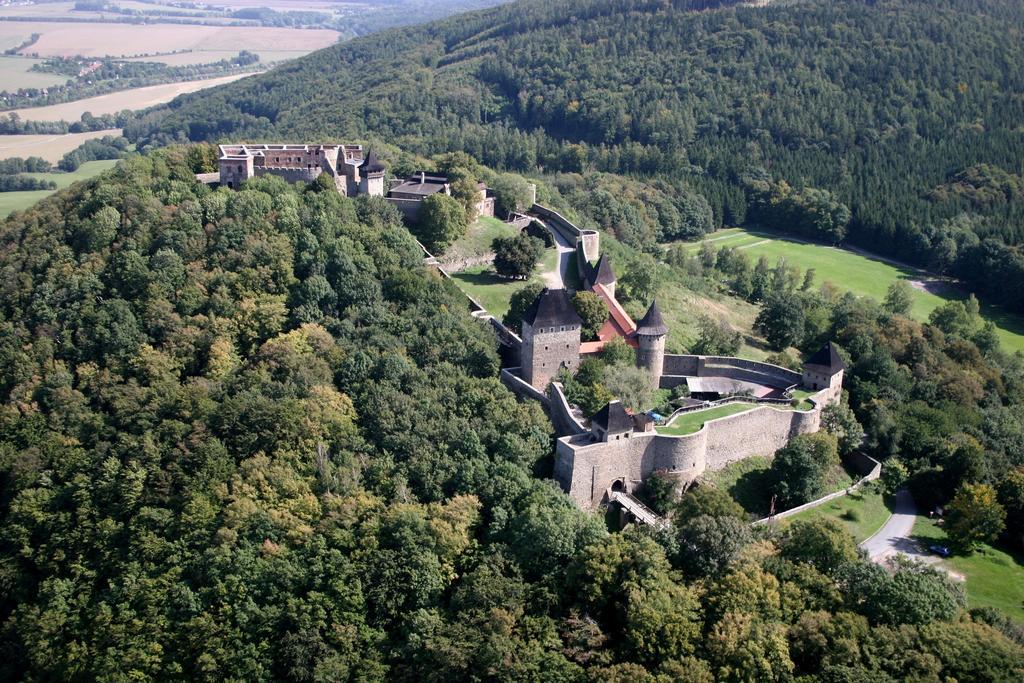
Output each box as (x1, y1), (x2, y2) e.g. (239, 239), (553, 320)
(592, 400), (633, 434)
(635, 300), (668, 336)
(389, 180), (446, 196)
(589, 254), (616, 285)
(522, 288), (582, 328)
(805, 342), (846, 371)
(361, 150), (384, 173)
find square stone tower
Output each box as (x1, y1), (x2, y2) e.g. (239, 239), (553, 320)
(521, 288), (583, 390)
(802, 342), (846, 404)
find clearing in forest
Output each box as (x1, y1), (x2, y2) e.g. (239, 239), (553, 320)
(680, 228), (1024, 353)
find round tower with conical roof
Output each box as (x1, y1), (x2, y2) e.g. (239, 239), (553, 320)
(635, 300), (668, 388)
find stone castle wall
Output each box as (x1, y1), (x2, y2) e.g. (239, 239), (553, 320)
(255, 166), (321, 184)
(530, 204), (600, 263)
(548, 382), (589, 437)
(555, 393), (828, 509)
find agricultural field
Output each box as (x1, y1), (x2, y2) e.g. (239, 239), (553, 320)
(0, 22), (339, 60)
(912, 517), (1024, 622)
(6, 74), (251, 121)
(0, 56), (70, 90)
(678, 228), (1024, 353)
(0, 159), (118, 217)
(0, 130), (121, 163)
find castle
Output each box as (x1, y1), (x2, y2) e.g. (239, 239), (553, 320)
(211, 143), (496, 221)
(507, 208), (846, 512)
(217, 144), (385, 196)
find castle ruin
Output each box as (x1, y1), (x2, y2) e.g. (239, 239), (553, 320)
(216, 144), (385, 196)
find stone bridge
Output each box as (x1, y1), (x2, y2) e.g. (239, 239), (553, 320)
(610, 491), (669, 529)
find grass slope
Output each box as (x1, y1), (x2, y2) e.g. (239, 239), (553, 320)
(657, 402), (756, 435)
(0, 159), (118, 217)
(449, 245), (558, 319)
(681, 228), (1024, 353)
(783, 483), (891, 543)
(912, 517), (1024, 622)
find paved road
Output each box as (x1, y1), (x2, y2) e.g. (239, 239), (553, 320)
(535, 218), (576, 289)
(859, 488), (938, 564)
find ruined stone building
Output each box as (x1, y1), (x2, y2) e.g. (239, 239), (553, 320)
(216, 144), (385, 196)
(386, 171), (496, 221)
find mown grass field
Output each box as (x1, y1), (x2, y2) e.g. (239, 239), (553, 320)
(449, 246), (559, 319)
(0, 159), (117, 217)
(783, 483), (891, 543)
(912, 517), (1024, 622)
(443, 216), (520, 264)
(679, 228), (1024, 353)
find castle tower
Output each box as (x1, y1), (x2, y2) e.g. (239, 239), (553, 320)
(802, 342), (846, 405)
(635, 300), (668, 388)
(359, 149), (386, 197)
(521, 288), (583, 391)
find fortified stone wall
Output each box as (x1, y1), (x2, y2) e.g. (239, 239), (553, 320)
(385, 197), (423, 221)
(555, 393), (829, 509)
(661, 354), (802, 389)
(254, 166), (321, 184)
(548, 382), (589, 437)
(530, 204), (601, 263)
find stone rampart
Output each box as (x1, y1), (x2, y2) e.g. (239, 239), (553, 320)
(385, 197), (422, 221)
(530, 203), (601, 263)
(661, 354), (802, 389)
(255, 166), (320, 184)
(555, 397), (827, 509)
(548, 382), (589, 437)
(501, 368), (549, 405)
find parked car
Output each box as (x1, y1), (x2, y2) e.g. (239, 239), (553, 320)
(929, 544), (951, 558)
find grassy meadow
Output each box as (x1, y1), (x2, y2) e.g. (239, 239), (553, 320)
(678, 228), (1024, 353)
(912, 517), (1024, 622)
(0, 56), (69, 90)
(0, 130), (121, 163)
(0, 159), (117, 217)
(449, 241), (559, 319)
(782, 483), (891, 543)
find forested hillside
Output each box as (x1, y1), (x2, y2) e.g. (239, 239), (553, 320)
(130, 0), (1024, 312)
(1, 150), (1023, 679)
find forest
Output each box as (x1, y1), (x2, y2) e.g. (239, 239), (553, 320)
(126, 0), (1024, 312)
(0, 143), (1021, 680)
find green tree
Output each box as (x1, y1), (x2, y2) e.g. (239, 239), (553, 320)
(490, 172), (534, 216)
(675, 515), (752, 577)
(492, 232), (543, 278)
(821, 401), (863, 456)
(945, 483), (1006, 552)
(691, 315), (742, 356)
(672, 486), (746, 525)
(883, 281), (914, 316)
(780, 518), (859, 575)
(415, 193), (468, 253)
(769, 432), (840, 506)
(997, 466), (1024, 547)
(601, 336), (635, 366)
(754, 291), (805, 350)
(573, 290), (608, 340)
(502, 282), (545, 333)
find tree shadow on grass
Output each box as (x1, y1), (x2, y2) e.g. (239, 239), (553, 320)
(729, 469), (775, 517)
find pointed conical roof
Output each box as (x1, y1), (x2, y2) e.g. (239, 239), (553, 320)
(590, 254), (616, 285)
(805, 342), (845, 372)
(592, 400), (633, 434)
(361, 149), (385, 173)
(522, 288), (582, 328)
(635, 300), (668, 336)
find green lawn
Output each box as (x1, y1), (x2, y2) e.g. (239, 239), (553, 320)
(446, 216), (520, 261)
(912, 517), (1024, 622)
(703, 455), (774, 516)
(783, 483), (891, 542)
(678, 228), (1024, 354)
(657, 402), (758, 435)
(0, 56), (70, 90)
(449, 245), (559, 319)
(0, 160), (119, 218)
